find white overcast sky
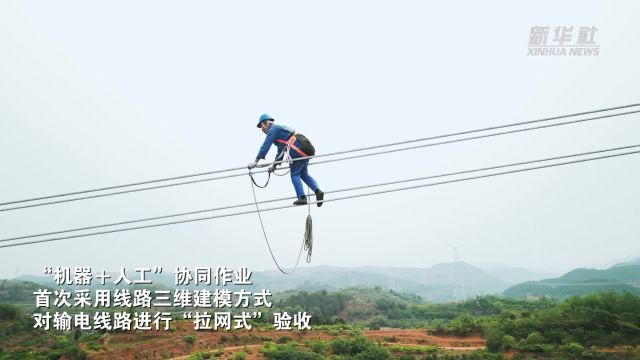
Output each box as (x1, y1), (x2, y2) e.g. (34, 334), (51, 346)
(1, 1), (639, 279)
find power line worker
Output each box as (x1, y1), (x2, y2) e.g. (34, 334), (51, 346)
(248, 113), (325, 207)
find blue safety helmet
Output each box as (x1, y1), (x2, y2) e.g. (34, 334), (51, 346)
(257, 113), (274, 128)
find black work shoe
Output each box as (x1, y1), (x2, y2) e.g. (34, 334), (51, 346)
(315, 189), (325, 207)
(293, 197), (308, 206)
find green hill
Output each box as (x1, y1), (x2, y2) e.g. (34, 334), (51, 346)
(0, 279), (43, 312)
(554, 265), (640, 283)
(503, 265), (640, 299)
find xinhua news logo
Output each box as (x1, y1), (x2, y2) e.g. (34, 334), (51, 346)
(528, 26), (599, 56)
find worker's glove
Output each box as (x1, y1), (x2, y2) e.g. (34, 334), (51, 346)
(247, 160), (258, 170)
(267, 164), (277, 173)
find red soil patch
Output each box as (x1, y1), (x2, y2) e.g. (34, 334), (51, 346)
(364, 329), (485, 348)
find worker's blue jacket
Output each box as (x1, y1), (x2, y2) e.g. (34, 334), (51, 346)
(256, 124), (304, 161)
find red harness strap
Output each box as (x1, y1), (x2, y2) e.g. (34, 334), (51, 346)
(277, 135), (309, 157)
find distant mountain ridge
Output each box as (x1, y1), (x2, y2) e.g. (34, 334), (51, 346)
(12, 262), (515, 302)
(612, 257), (640, 268)
(482, 266), (556, 284)
(255, 262), (511, 302)
(9, 259), (640, 303)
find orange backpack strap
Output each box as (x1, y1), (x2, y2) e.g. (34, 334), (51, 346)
(277, 133), (309, 157)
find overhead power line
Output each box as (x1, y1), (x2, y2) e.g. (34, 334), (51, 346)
(2, 144), (639, 244)
(1, 147), (638, 249)
(1, 103), (638, 207)
(2, 108), (639, 213)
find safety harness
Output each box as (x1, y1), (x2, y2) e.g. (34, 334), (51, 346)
(276, 132), (309, 158)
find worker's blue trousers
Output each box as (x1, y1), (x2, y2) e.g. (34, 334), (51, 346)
(290, 159), (319, 198)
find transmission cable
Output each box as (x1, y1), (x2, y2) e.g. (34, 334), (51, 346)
(2, 144), (639, 243)
(2, 108), (639, 213)
(2, 103), (638, 207)
(1, 147), (638, 249)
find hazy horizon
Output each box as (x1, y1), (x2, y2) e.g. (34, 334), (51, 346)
(6, 255), (639, 281)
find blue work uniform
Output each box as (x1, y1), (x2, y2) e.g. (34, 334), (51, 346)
(256, 124), (320, 198)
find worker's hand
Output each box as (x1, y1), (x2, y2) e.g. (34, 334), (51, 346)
(247, 160), (258, 170)
(267, 164), (277, 173)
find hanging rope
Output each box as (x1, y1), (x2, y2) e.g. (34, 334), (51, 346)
(248, 172), (313, 274)
(249, 172), (271, 188)
(248, 167), (291, 189)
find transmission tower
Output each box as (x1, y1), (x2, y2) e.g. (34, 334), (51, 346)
(449, 245), (467, 302)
